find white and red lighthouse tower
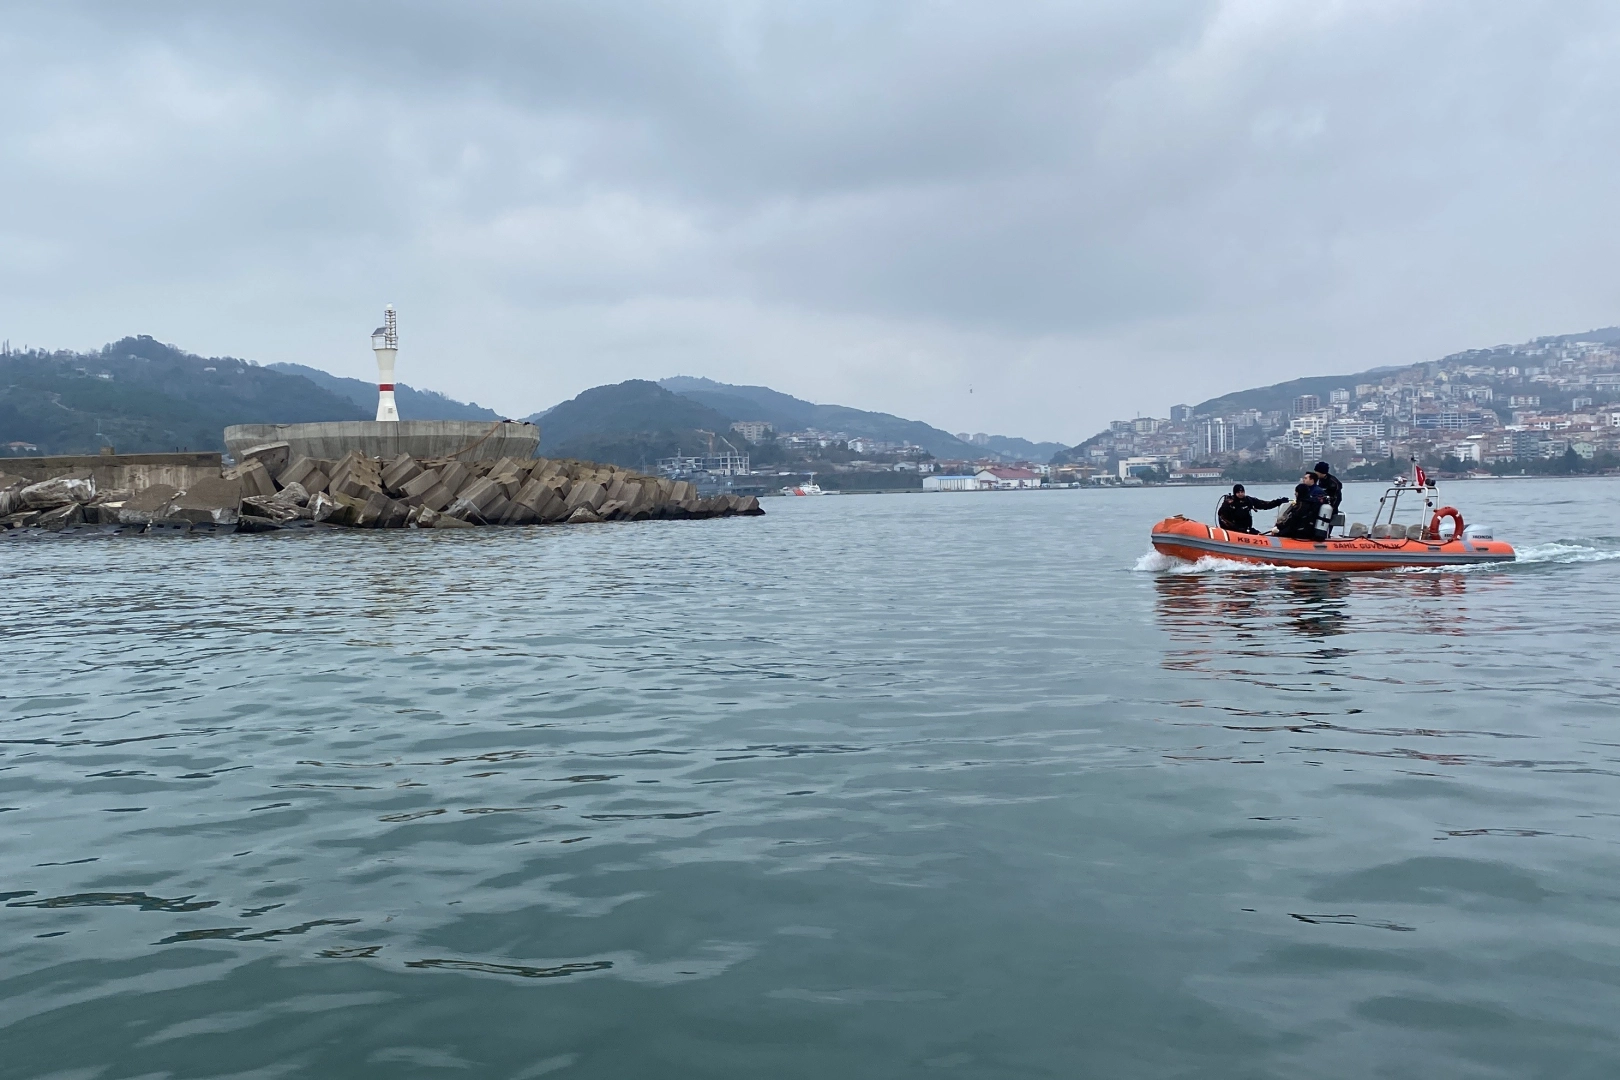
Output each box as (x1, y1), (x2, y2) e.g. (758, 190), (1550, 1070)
(370, 305), (399, 422)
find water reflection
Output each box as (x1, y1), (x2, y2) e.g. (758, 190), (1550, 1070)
(1153, 567), (1489, 654)
(1155, 572), (1349, 643)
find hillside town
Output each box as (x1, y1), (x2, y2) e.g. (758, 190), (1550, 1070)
(1063, 332), (1620, 482)
(654, 425), (1055, 492)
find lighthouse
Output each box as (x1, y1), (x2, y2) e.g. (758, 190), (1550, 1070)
(370, 305), (399, 422)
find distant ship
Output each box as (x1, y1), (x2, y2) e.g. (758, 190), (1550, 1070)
(782, 475), (833, 496)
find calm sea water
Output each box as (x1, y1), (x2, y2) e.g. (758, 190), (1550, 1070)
(3, 478), (1619, 1079)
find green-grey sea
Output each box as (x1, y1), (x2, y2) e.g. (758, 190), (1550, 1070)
(4, 478), (1619, 1078)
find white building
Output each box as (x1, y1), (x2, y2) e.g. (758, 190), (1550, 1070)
(1199, 418), (1234, 456)
(1118, 455), (1169, 479)
(730, 421), (772, 443)
(923, 474), (980, 492)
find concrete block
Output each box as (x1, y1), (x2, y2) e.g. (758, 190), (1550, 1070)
(491, 471), (524, 499)
(331, 449), (368, 477)
(329, 471), (380, 501)
(500, 499), (540, 526)
(431, 510), (477, 528)
(327, 492), (367, 527)
(171, 475), (243, 514)
(234, 459), (278, 498)
(37, 503), (85, 530)
(114, 483), (180, 524)
(381, 454), (424, 494)
(331, 451), (382, 493)
(20, 476), (97, 509)
(566, 506), (603, 524)
(271, 481), (310, 507)
(511, 477), (548, 508)
(362, 490), (409, 528)
(239, 441), (291, 476)
(438, 460), (472, 497)
(537, 490), (572, 522)
(450, 482), (498, 514)
(598, 499), (628, 521)
(275, 456), (318, 488)
(604, 476), (626, 504)
(415, 482), (455, 512)
(241, 496), (299, 523)
(482, 493), (513, 523)
(307, 492), (339, 522)
(617, 482), (644, 515)
(564, 480), (606, 513)
(399, 469), (442, 505)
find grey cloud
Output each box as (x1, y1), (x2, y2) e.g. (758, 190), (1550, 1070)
(2, 1), (1618, 442)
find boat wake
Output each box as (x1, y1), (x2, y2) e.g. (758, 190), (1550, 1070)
(1514, 539), (1620, 565)
(1132, 550), (1312, 575)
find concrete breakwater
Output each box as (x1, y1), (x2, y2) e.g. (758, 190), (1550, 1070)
(222, 420), (540, 463)
(0, 451), (225, 494)
(1, 445), (762, 536)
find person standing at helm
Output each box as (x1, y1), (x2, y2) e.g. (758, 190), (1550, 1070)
(1217, 483), (1288, 534)
(1314, 461), (1344, 527)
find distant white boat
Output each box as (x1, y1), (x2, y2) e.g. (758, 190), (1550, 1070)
(782, 475), (833, 496)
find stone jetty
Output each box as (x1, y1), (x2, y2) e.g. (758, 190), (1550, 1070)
(0, 445), (762, 536)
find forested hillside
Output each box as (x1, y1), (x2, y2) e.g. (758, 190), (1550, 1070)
(268, 362), (502, 421)
(529, 380), (736, 468)
(0, 337), (362, 454)
(659, 376), (985, 459)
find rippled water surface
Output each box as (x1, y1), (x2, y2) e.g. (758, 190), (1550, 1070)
(4, 478), (1620, 1078)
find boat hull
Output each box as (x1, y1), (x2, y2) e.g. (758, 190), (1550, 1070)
(1150, 516), (1515, 571)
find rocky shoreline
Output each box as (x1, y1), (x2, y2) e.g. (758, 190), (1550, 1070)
(0, 444), (762, 536)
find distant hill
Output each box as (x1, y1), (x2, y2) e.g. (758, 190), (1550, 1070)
(975, 434), (1068, 462)
(1191, 326), (1620, 419)
(658, 376), (988, 460)
(1190, 369), (1402, 419)
(0, 336), (362, 455)
(527, 380), (737, 468)
(268, 362), (501, 421)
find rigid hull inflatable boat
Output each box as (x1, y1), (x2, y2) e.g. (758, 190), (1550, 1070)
(1149, 518), (1516, 571)
(1150, 470), (1516, 572)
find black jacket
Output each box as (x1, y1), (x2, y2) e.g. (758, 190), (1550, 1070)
(1277, 482), (1327, 538)
(1316, 472), (1343, 514)
(1217, 492), (1288, 533)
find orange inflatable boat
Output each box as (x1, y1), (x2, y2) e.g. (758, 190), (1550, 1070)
(1150, 516), (1516, 571)
(1151, 471), (1516, 571)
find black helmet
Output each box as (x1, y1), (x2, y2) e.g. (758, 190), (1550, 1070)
(1232, 483), (1245, 494)
(1314, 460), (1331, 474)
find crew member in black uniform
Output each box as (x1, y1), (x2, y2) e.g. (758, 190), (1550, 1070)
(1313, 461), (1344, 526)
(1216, 483), (1289, 534)
(1275, 472), (1328, 539)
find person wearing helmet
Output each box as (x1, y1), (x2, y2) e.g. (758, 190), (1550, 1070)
(1216, 483), (1289, 534)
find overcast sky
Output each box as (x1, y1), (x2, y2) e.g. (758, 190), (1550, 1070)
(3, 2), (1618, 442)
